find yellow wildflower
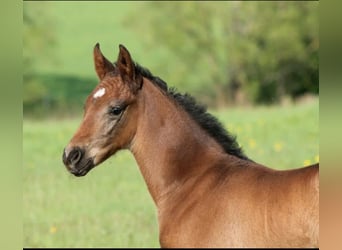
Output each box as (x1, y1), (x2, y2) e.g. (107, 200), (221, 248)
(303, 159), (311, 166)
(273, 142), (283, 152)
(50, 226), (57, 234)
(315, 155), (319, 162)
(248, 139), (256, 149)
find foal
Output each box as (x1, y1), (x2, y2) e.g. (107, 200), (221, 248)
(63, 44), (319, 248)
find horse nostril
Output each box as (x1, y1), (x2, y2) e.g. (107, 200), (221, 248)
(65, 147), (84, 166)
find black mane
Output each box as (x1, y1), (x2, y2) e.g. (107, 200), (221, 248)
(134, 63), (250, 161)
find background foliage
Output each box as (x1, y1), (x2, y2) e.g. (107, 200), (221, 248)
(127, 2), (318, 106)
(23, 1), (318, 117)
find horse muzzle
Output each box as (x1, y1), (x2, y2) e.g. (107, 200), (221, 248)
(62, 147), (95, 177)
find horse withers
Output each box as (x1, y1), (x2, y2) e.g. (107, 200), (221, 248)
(62, 43), (319, 248)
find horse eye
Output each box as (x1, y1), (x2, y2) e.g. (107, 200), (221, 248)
(109, 106), (123, 116)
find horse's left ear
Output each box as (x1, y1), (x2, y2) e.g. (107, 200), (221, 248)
(117, 44), (142, 91)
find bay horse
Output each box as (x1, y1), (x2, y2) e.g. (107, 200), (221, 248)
(62, 43), (319, 248)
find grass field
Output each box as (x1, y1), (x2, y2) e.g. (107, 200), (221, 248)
(23, 99), (319, 248)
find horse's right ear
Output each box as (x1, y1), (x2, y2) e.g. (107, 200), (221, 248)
(117, 44), (143, 92)
(93, 43), (115, 80)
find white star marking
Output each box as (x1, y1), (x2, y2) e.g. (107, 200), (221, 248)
(93, 88), (106, 99)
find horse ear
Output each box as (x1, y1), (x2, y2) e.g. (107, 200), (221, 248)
(117, 44), (135, 81)
(93, 43), (115, 80)
(117, 44), (142, 91)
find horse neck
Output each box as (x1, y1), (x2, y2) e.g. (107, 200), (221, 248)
(130, 79), (225, 206)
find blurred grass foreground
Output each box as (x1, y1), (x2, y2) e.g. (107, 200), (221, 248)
(23, 1), (319, 248)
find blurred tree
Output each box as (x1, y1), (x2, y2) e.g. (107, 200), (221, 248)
(126, 2), (233, 106)
(232, 2), (319, 104)
(23, 2), (57, 113)
(127, 1), (318, 106)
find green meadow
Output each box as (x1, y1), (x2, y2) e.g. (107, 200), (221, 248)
(23, 99), (319, 248)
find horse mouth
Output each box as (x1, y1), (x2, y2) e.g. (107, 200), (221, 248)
(67, 158), (95, 177)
